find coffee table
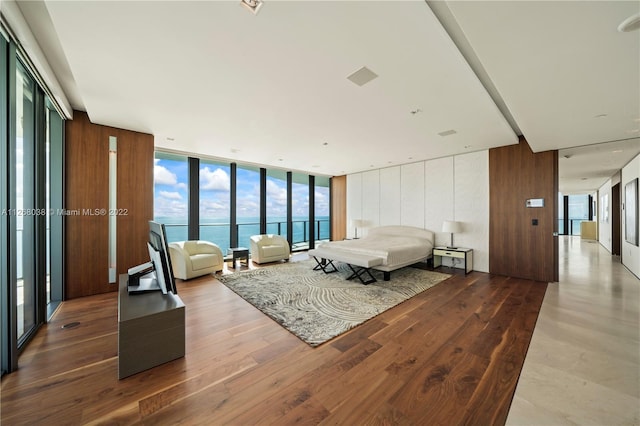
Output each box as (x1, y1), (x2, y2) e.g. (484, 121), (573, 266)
(227, 247), (249, 268)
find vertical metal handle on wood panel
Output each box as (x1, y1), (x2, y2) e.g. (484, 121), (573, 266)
(108, 136), (117, 283)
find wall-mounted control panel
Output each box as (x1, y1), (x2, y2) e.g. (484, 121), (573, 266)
(526, 198), (544, 208)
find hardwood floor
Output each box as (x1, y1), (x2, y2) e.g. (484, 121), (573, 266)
(1, 256), (547, 425)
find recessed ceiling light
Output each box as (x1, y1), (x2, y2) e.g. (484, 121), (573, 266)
(627, 129), (640, 134)
(278, 158), (283, 161)
(240, 0), (263, 15)
(464, 145), (472, 149)
(594, 114), (608, 119)
(323, 142), (328, 146)
(612, 150), (623, 153)
(166, 137), (175, 141)
(618, 12), (640, 32)
(581, 177), (588, 181)
(410, 109), (422, 115)
(231, 148), (241, 153)
(438, 129), (457, 137)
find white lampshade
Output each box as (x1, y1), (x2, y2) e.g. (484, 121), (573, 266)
(442, 220), (462, 233)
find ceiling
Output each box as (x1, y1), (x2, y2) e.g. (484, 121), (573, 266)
(11, 0), (640, 193)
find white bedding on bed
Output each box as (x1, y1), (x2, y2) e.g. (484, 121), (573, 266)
(316, 225), (434, 270)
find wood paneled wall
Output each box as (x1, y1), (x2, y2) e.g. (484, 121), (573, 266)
(331, 175), (347, 241)
(65, 111), (154, 299)
(489, 137), (558, 282)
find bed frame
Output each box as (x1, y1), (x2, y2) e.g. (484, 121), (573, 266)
(308, 225), (434, 284)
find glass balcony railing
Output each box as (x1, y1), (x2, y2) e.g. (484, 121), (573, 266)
(164, 218), (330, 252)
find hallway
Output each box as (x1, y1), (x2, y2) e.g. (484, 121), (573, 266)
(507, 236), (640, 425)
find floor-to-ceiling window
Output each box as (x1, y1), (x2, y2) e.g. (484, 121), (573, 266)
(2, 33), (64, 374)
(1, 30), (10, 376)
(236, 166), (260, 249)
(558, 192), (565, 235)
(315, 176), (330, 242)
(291, 173), (309, 250)
(153, 152), (189, 242)
(266, 170), (288, 239)
(15, 60), (36, 344)
(46, 98), (64, 319)
(199, 159), (231, 250)
(153, 151), (331, 255)
(568, 194), (590, 235)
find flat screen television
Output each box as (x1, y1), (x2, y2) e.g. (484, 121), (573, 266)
(148, 220), (177, 294)
(128, 221), (177, 295)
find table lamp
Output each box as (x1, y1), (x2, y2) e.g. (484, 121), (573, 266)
(442, 220), (462, 248)
(351, 219), (364, 239)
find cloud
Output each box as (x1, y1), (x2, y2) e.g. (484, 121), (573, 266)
(315, 188), (330, 216)
(200, 167), (230, 191)
(159, 191), (182, 200)
(199, 199), (230, 218)
(237, 198), (260, 216)
(153, 197), (187, 218)
(267, 180), (287, 206)
(154, 161), (177, 185)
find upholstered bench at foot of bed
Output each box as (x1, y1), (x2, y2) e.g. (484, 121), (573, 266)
(308, 248), (384, 284)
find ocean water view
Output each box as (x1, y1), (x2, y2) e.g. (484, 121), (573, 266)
(156, 216), (330, 252)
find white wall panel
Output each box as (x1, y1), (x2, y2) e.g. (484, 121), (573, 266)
(400, 162), (425, 228)
(361, 170), (381, 237)
(454, 151), (489, 272)
(380, 166), (401, 226)
(346, 173), (362, 239)
(424, 157), (454, 246)
(346, 151), (490, 273)
(622, 153), (640, 278)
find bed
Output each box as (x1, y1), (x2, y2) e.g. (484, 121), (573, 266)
(308, 225), (434, 283)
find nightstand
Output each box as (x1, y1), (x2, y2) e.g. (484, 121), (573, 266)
(433, 247), (473, 274)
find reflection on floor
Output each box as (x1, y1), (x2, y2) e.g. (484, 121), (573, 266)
(507, 237), (640, 425)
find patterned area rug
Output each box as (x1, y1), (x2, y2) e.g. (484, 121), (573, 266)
(218, 260), (451, 347)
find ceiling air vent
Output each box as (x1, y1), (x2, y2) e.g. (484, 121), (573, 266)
(438, 129), (457, 137)
(347, 66), (378, 87)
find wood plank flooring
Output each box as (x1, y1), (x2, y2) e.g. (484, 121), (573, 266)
(1, 257), (547, 425)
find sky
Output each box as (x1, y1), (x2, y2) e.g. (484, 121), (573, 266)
(153, 157), (329, 220)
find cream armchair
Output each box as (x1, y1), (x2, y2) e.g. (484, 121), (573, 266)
(249, 234), (290, 264)
(169, 240), (224, 280)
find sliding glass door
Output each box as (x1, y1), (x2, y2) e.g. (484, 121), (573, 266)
(1, 30), (9, 376)
(1, 39), (65, 374)
(46, 99), (64, 318)
(15, 61), (37, 344)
